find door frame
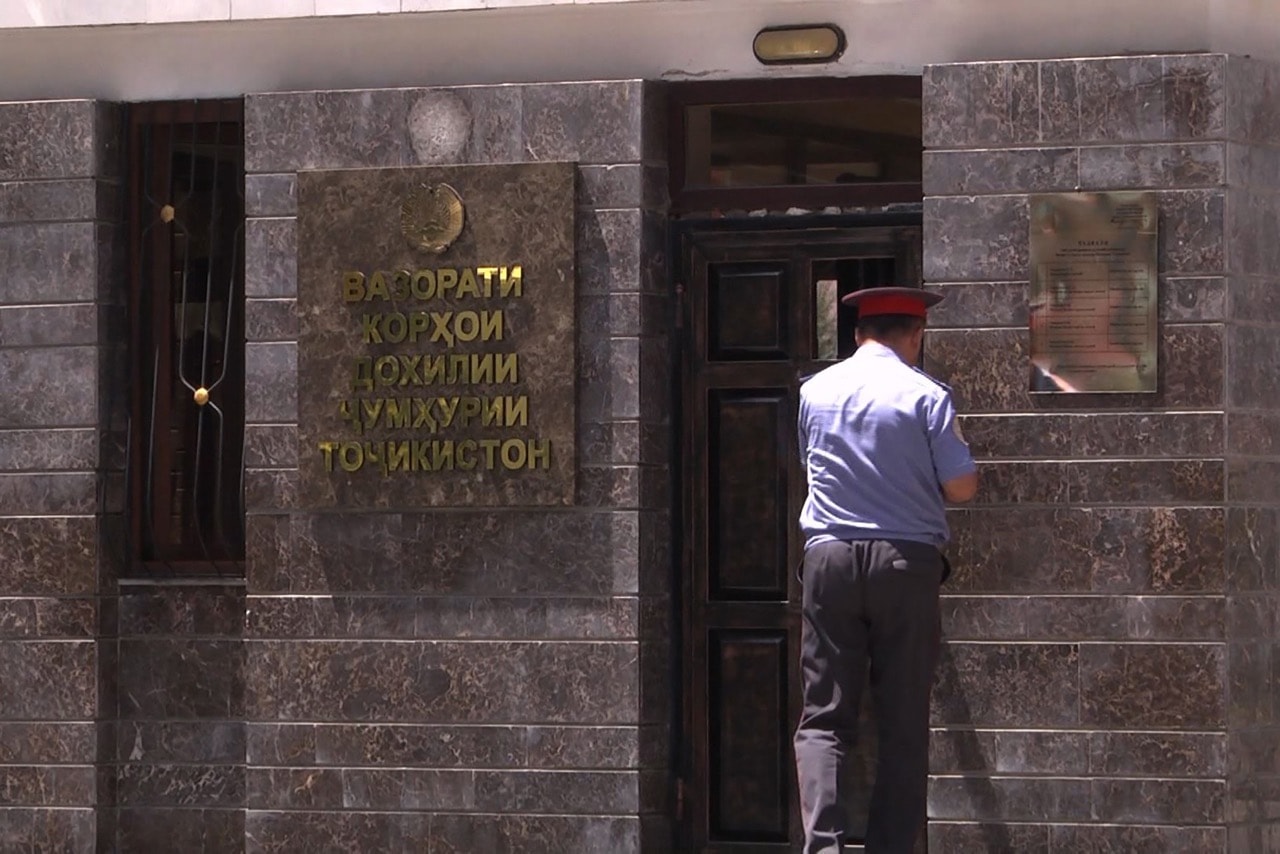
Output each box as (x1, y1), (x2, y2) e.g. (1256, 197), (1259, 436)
(670, 209), (925, 852)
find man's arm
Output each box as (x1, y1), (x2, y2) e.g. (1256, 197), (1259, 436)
(941, 470), (979, 504)
(927, 390), (979, 504)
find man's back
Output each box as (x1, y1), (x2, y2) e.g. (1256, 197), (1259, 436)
(797, 341), (971, 549)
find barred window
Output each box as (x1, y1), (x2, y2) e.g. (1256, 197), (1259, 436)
(126, 100), (246, 574)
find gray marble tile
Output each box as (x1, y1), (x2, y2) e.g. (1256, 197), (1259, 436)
(577, 208), (644, 295)
(928, 776), (1091, 821)
(245, 173), (297, 217)
(245, 297), (298, 342)
(1080, 643), (1225, 727)
(1050, 824), (1226, 853)
(0, 304), (97, 347)
(245, 90), (412, 173)
(245, 639), (639, 723)
(0, 222), (97, 304)
(0, 516), (97, 596)
(933, 643), (1079, 727)
(1162, 54), (1228, 139)
(924, 148), (1076, 196)
(428, 813), (640, 854)
(929, 822), (1050, 854)
(0, 428), (97, 471)
(0, 179), (97, 223)
(117, 721), (245, 764)
(0, 722), (95, 764)
(1079, 142), (1226, 189)
(245, 342), (297, 423)
(1089, 731), (1227, 776)
(1076, 57), (1166, 144)
(117, 808), (244, 853)
(0, 640), (95, 719)
(119, 587), (245, 636)
(475, 770), (638, 814)
(117, 639), (245, 719)
(0, 472), (95, 515)
(923, 195), (1028, 283)
(245, 218), (297, 298)
(246, 811), (430, 853)
(243, 424), (298, 468)
(117, 764), (245, 807)
(0, 101), (97, 181)
(521, 81), (643, 164)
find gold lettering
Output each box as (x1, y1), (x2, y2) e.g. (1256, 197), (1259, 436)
(386, 440), (410, 472)
(500, 438), (527, 470)
(454, 310), (479, 342)
(361, 397), (384, 430)
(436, 396), (459, 428)
(351, 359), (374, 393)
(409, 312), (430, 342)
(476, 266), (498, 297)
(447, 354), (469, 384)
(494, 353), (518, 383)
(411, 269), (436, 299)
(479, 438), (501, 469)
(421, 356), (445, 384)
(384, 397), (410, 429)
(430, 312), (455, 346)
(506, 396), (528, 427)
(456, 439), (477, 470)
(437, 267), (458, 296)
(479, 310), (503, 342)
(435, 440), (455, 471)
(500, 265), (522, 297)
(528, 439), (552, 469)
(456, 268), (480, 298)
(343, 272), (366, 302)
(413, 440), (431, 471)
(482, 397), (504, 427)
(391, 270), (411, 301)
(362, 314), (383, 344)
(398, 355), (422, 386)
(367, 270), (391, 301)
(382, 312), (408, 343)
(374, 356), (399, 386)
(458, 396), (482, 425)
(338, 442), (364, 472)
(470, 353), (493, 384)
(319, 441), (338, 471)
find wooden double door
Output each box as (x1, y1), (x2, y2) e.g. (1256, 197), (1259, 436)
(677, 217), (923, 852)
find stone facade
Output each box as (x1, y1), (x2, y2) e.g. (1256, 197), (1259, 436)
(0, 100), (117, 850)
(2, 54), (1279, 853)
(237, 81), (671, 853)
(922, 53), (1280, 850)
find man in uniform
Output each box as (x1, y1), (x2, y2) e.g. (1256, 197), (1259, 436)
(794, 287), (978, 854)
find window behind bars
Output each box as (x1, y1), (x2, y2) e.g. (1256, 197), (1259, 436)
(126, 100), (246, 575)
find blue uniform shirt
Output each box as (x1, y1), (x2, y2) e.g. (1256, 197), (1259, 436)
(798, 342), (976, 549)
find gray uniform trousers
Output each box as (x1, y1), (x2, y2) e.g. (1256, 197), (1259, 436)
(793, 538), (943, 854)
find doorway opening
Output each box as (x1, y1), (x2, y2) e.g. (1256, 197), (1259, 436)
(667, 77), (925, 852)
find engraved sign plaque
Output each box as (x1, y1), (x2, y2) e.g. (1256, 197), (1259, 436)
(296, 163), (576, 509)
(1029, 192), (1158, 394)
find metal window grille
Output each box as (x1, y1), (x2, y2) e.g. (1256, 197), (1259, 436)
(125, 100), (246, 575)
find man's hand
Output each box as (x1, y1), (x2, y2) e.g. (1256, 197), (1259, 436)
(941, 471), (979, 504)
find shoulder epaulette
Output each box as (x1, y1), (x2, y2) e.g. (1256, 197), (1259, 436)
(910, 365), (952, 394)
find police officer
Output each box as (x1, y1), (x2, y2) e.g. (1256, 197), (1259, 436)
(794, 287), (978, 854)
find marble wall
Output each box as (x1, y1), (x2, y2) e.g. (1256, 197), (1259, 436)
(238, 81), (670, 853)
(0, 101), (116, 849)
(922, 53), (1280, 851)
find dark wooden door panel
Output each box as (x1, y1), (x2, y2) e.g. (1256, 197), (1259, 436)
(708, 389), (790, 601)
(681, 218), (922, 853)
(708, 262), (792, 361)
(708, 630), (792, 842)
